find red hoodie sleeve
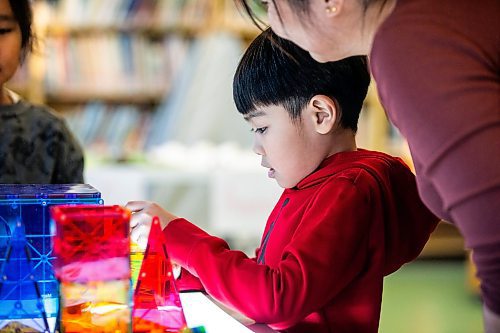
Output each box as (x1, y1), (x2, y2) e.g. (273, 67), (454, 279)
(163, 177), (372, 327)
(176, 268), (205, 292)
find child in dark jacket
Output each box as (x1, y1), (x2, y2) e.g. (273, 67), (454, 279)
(127, 29), (439, 333)
(0, 0), (84, 183)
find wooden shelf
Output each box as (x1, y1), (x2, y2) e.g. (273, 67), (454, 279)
(45, 89), (166, 104)
(44, 23), (205, 37)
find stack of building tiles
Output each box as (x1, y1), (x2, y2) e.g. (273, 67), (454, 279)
(0, 184), (102, 333)
(51, 205), (131, 332)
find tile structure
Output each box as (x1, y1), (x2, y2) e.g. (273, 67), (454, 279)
(0, 184), (102, 333)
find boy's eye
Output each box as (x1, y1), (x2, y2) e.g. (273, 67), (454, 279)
(251, 127), (268, 134)
(259, 0), (269, 9)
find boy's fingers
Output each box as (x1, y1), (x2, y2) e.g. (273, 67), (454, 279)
(129, 215), (139, 228)
(136, 235), (148, 250)
(130, 227), (140, 243)
(130, 212), (152, 229)
(130, 224), (143, 242)
(125, 201), (148, 212)
(129, 211), (143, 228)
(172, 263), (181, 279)
(131, 223), (150, 246)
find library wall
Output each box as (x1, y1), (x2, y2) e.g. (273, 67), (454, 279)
(8, 0), (463, 256)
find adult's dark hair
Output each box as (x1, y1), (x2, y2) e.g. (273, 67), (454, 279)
(8, 0), (34, 60)
(233, 29), (370, 132)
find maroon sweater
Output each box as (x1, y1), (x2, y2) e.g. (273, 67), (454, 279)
(371, 0), (500, 313)
(164, 150), (438, 332)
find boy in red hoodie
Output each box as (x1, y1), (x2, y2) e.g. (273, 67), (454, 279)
(127, 29), (439, 333)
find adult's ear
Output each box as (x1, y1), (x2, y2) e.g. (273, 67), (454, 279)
(308, 95), (338, 134)
(321, 0), (344, 17)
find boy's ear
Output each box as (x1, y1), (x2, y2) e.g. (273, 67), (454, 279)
(308, 95), (338, 134)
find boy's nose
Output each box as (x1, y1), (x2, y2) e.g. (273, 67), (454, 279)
(252, 138), (264, 156)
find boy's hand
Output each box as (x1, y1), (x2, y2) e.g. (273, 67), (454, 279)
(125, 201), (178, 250)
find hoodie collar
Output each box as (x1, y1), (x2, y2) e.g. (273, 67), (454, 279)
(294, 150), (371, 190)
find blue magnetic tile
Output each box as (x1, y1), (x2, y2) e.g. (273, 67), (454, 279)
(0, 184), (102, 329)
(0, 184), (101, 200)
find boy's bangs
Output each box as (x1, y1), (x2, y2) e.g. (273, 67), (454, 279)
(233, 69), (274, 115)
(233, 30), (303, 116)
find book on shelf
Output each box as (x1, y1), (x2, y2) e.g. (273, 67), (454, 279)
(63, 103), (152, 160)
(43, 33), (190, 100)
(146, 32), (252, 150)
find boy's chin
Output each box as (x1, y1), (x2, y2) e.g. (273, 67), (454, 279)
(276, 179), (299, 189)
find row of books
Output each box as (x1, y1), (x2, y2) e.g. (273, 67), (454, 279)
(44, 34), (190, 97)
(55, 32), (252, 159)
(43, 0), (212, 29)
(63, 103), (153, 160)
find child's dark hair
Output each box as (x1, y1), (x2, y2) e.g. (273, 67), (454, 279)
(233, 29), (370, 132)
(8, 0), (34, 60)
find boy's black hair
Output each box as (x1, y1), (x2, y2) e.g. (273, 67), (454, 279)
(8, 0), (34, 61)
(233, 29), (370, 132)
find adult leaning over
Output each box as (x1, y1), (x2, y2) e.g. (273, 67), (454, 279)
(236, 0), (500, 331)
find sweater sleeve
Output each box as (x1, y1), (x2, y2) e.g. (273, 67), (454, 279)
(163, 178), (371, 327)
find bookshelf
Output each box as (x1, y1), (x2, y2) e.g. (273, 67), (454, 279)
(9, 0), (267, 160)
(13, 0), (219, 160)
(13, 0), (464, 259)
